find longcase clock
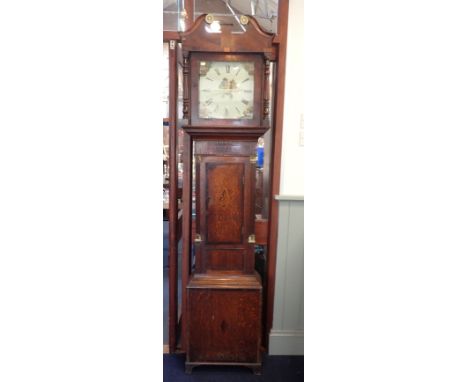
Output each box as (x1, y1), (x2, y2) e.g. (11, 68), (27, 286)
(180, 14), (276, 374)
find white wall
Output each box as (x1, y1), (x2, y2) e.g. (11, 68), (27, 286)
(269, 0), (305, 355)
(279, 0), (304, 197)
(269, 198), (304, 355)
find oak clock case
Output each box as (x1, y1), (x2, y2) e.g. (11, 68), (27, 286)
(186, 56), (265, 374)
(181, 14), (274, 375)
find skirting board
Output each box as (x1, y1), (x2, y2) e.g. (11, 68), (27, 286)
(268, 330), (304, 355)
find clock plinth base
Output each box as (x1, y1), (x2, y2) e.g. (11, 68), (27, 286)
(184, 361), (262, 375)
(185, 272), (262, 371)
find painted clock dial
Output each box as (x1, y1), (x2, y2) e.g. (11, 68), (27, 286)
(198, 61), (255, 119)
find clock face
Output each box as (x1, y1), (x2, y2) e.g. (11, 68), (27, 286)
(199, 61), (255, 120)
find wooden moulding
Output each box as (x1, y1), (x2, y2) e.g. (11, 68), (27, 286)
(186, 362), (262, 375)
(181, 131), (193, 352)
(265, 0), (290, 350)
(194, 140), (257, 156)
(182, 126), (269, 139)
(263, 59), (271, 121)
(189, 53), (265, 128)
(163, 31), (180, 42)
(168, 36), (179, 353)
(254, 219), (268, 246)
(180, 14), (276, 60)
(187, 272), (262, 289)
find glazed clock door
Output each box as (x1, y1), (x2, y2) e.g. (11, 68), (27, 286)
(196, 154), (255, 274)
(198, 61), (255, 120)
(190, 53), (264, 127)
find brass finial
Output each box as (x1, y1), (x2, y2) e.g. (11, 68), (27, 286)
(205, 14), (214, 24)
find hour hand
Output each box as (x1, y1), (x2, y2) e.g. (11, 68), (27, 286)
(218, 78), (229, 89)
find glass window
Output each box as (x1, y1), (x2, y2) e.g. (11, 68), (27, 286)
(163, 0), (185, 31)
(195, 0), (278, 34)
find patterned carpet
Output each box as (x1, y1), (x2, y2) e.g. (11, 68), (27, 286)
(163, 353), (304, 382)
(163, 221), (169, 345)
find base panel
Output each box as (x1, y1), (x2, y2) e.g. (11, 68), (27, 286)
(185, 361), (262, 375)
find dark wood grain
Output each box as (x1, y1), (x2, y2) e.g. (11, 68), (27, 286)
(262, 128), (272, 218)
(183, 125), (268, 138)
(168, 39), (179, 353)
(188, 289), (261, 363)
(255, 219), (268, 246)
(186, 273), (262, 370)
(180, 15), (276, 60)
(205, 162), (244, 244)
(265, 0), (290, 349)
(181, 131), (193, 352)
(179, 11), (279, 370)
(185, 140), (261, 368)
(195, 150), (257, 274)
(194, 140), (255, 156)
(184, 0), (194, 30)
(207, 249), (245, 272)
(163, 31), (180, 42)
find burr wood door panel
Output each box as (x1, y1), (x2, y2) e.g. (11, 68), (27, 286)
(205, 161), (244, 244)
(187, 288), (261, 363)
(198, 155), (255, 273)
